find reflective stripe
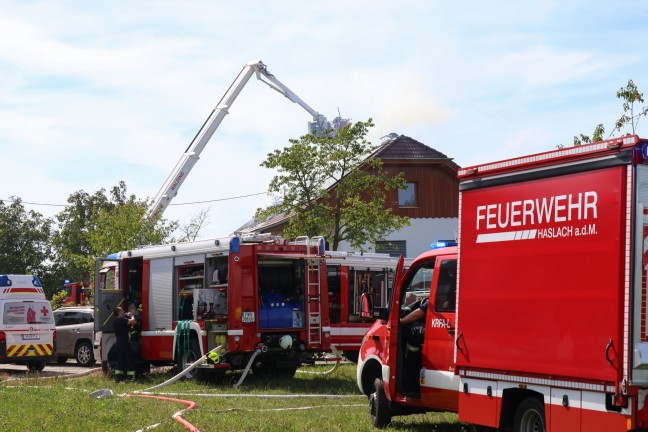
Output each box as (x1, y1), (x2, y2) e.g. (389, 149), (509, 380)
(6, 343), (53, 357)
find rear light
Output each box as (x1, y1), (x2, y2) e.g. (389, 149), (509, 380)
(53, 329), (56, 349)
(0, 331), (6, 358)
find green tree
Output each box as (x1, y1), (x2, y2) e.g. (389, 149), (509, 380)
(256, 119), (409, 251)
(52, 182), (177, 285)
(566, 80), (648, 148)
(0, 197), (53, 277)
(89, 199), (176, 255)
(614, 79), (648, 135)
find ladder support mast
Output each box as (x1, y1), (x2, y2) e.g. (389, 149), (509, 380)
(147, 60), (329, 219)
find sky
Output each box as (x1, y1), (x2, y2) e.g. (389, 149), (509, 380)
(1, 1), (647, 240)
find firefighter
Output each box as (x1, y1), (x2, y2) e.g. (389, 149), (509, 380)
(400, 297), (428, 325)
(399, 297), (428, 392)
(113, 306), (136, 382)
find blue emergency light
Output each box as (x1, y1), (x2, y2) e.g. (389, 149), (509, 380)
(0, 275), (12, 287)
(230, 236), (241, 254)
(430, 240), (457, 249)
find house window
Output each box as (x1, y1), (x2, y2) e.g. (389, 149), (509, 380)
(375, 240), (406, 257)
(398, 183), (417, 207)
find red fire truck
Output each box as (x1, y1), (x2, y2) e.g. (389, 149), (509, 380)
(326, 251), (408, 362)
(95, 235), (332, 378)
(357, 135), (648, 431)
(94, 234), (404, 379)
(61, 280), (91, 306)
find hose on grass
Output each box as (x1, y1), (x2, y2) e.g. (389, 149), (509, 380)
(129, 394), (199, 432)
(296, 344), (342, 375)
(135, 345), (224, 393)
(90, 344), (345, 431)
(233, 348), (261, 389)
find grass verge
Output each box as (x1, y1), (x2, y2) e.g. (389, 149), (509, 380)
(0, 364), (487, 431)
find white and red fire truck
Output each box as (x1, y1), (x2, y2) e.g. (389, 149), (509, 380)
(326, 251), (409, 362)
(94, 234), (404, 378)
(95, 235), (331, 378)
(357, 135), (648, 432)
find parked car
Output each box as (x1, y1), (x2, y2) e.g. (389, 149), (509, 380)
(53, 306), (96, 366)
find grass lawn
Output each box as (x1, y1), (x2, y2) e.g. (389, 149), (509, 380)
(0, 364), (484, 431)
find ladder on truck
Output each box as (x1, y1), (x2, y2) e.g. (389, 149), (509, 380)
(306, 257), (322, 345)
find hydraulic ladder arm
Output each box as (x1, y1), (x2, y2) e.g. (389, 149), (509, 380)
(147, 60), (333, 219)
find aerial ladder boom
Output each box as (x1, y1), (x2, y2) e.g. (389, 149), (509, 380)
(147, 60), (335, 219)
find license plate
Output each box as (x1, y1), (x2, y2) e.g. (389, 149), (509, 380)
(21, 334), (40, 340)
(242, 312), (255, 323)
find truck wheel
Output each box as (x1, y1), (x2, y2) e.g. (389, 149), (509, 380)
(27, 360), (46, 372)
(178, 339), (202, 380)
(513, 397), (545, 432)
(370, 378), (391, 428)
(342, 350), (359, 363)
(75, 341), (95, 367)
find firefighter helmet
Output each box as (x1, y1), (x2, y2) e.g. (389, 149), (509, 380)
(279, 335), (293, 350)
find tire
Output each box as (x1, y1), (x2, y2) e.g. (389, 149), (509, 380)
(276, 366), (298, 378)
(75, 341), (95, 367)
(27, 360), (46, 372)
(252, 357), (297, 378)
(513, 397), (546, 432)
(370, 378), (391, 428)
(178, 339), (202, 380)
(56, 357), (69, 364)
(342, 350), (359, 363)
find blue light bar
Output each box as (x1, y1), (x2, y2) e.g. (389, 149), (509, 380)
(32, 275), (42, 287)
(430, 240), (458, 249)
(0, 275), (11, 287)
(230, 236), (241, 254)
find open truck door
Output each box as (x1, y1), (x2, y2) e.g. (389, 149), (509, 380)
(385, 256), (405, 398)
(95, 258), (124, 333)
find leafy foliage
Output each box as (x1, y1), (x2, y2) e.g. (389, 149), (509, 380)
(565, 80), (648, 148)
(50, 289), (74, 310)
(256, 119), (409, 251)
(51, 181), (177, 288)
(615, 79), (648, 135)
(0, 197), (52, 276)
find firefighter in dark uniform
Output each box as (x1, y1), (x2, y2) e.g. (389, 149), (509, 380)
(113, 306), (136, 382)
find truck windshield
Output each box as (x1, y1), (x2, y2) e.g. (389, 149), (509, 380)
(3, 301), (55, 325)
(401, 262), (435, 308)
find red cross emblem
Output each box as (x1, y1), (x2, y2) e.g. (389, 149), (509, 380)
(41, 306), (49, 316)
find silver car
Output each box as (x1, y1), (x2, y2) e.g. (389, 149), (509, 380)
(53, 306), (96, 366)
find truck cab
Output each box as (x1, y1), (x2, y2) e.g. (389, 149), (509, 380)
(356, 243), (459, 427)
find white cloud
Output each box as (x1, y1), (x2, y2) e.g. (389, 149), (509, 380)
(1, 0), (647, 239)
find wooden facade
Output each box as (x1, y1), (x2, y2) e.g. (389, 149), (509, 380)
(235, 134), (459, 236)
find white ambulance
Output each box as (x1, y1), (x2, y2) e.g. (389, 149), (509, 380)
(0, 274), (55, 372)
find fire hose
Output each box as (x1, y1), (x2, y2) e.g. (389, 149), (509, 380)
(88, 343), (345, 432)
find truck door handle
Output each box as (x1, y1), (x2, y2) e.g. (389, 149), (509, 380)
(605, 339), (614, 366)
(448, 328), (455, 336)
(456, 331), (464, 353)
